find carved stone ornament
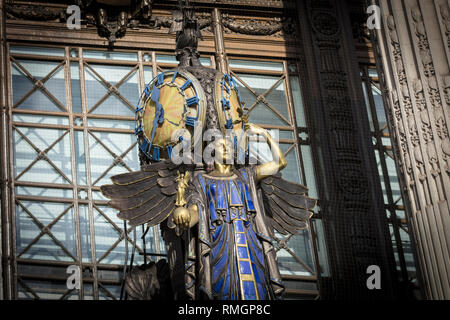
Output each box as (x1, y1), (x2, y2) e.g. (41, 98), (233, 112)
(221, 14), (295, 37)
(5, 0), (154, 46)
(76, 0), (154, 46)
(5, 3), (65, 21)
(305, 0), (400, 299)
(373, 0), (450, 299)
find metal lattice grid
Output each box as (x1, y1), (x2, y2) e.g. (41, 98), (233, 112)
(360, 65), (419, 296)
(7, 44), (326, 300)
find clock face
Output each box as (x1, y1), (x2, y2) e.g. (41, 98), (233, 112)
(215, 73), (247, 161)
(135, 70), (206, 161)
(215, 73), (246, 134)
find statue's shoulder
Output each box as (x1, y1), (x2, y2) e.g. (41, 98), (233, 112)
(236, 165), (257, 182)
(191, 169), (207, 188)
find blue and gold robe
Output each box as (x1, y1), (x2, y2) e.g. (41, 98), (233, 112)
(185, 167), (284, 300)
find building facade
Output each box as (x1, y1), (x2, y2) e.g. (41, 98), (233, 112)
(1, 0), (444, 300)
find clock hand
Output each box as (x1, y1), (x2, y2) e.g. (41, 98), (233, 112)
(149, 86), (165, 151)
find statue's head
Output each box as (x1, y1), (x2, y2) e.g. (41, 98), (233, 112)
(214, 137), (234, 165)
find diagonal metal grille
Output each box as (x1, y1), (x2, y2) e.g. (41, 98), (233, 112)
(84, 62), (138, 114)
(231, 71), (291, 126)
(14, 126), (72, 184)
(88, 130), (137, 186)
(361, 65), (416, 289)
(16, 201), (76, 261)
(11, 57), (67, 112)
(7, 47), (323, 300)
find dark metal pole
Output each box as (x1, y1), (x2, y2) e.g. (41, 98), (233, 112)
(0, 0), (12, 300)
(211, 8), (228, 74)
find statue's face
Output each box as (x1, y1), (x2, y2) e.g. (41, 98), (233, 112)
(214, 138), (234, 164)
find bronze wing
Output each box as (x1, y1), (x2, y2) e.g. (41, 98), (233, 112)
(260, 173), (316, 237)
(100, 161), (180, 227)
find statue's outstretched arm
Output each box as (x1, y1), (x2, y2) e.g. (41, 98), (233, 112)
(245, 123), (287, 181)
(173, 171), (199, 230)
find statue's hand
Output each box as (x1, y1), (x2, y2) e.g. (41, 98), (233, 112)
(173, 206), (191, 229)
(245, 123), (268, 137)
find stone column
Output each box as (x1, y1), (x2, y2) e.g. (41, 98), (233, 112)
(371, 0), (450, 299)
(297, 0), (398, 299)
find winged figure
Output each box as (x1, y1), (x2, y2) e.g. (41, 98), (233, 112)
(100, 0), (315, 301)
(101, 123), (316, 300)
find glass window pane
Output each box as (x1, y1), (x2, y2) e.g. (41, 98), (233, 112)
(13, 127), (72, 184)
(368, 69), (378, 78)
(16, 201), (76, 262)
(361, 82), (375, 132)
(247, 138), (302, 184)
(372, 83), (387, 129)
(94, 206), (121, 264)
(235, 73), (289, 126)
(85, 64), (137, 116)
(12, 60), (66, 111)
(74, 131), (87, 186)
(10, 45), (65, 57)
(87, 118), (134, 130)
(277, 227), (315, 276)
(144, 66), (154, 85)
(99, 284), (121, 300)
(9, 48), (327, 299)
(363, 67), (416, 288)
(229, 59), (283, 72)
(18, 279), (69, 300)
(265, 80), (290, 122)
(13, 114), (68, 126)
(374, 150), (388, 203)
(88, 132), (139, 186)
(92, 190), (107, 201)
(200, 57), (212, 66)
(15, 186), (73, 199)
(249, 103), (287, 126)
(312, 219), (330, 276)
(94, 205), (145, 265)
(155, 54), (213, 67)
(79, 204), (92, 263)
(83, 50), (137, 61)
(290, 76), (306, 128)
(70, 62), (83, 113)
(143, 52), (151, 62)
(277, 130), (295, 141)
(300, 145), (318, 199)
(156, 54), (177, 64)
(281, 144), (302, 185)
(83, 283), (94, 300)
(386, 154), (402, 203)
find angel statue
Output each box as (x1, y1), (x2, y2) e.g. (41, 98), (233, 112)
(101, 125), (315, 300)
(171, 126), (316, 300)
(100, 0), (315, 301)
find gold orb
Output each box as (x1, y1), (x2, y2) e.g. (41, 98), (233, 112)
(173, 206), (190, 221)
